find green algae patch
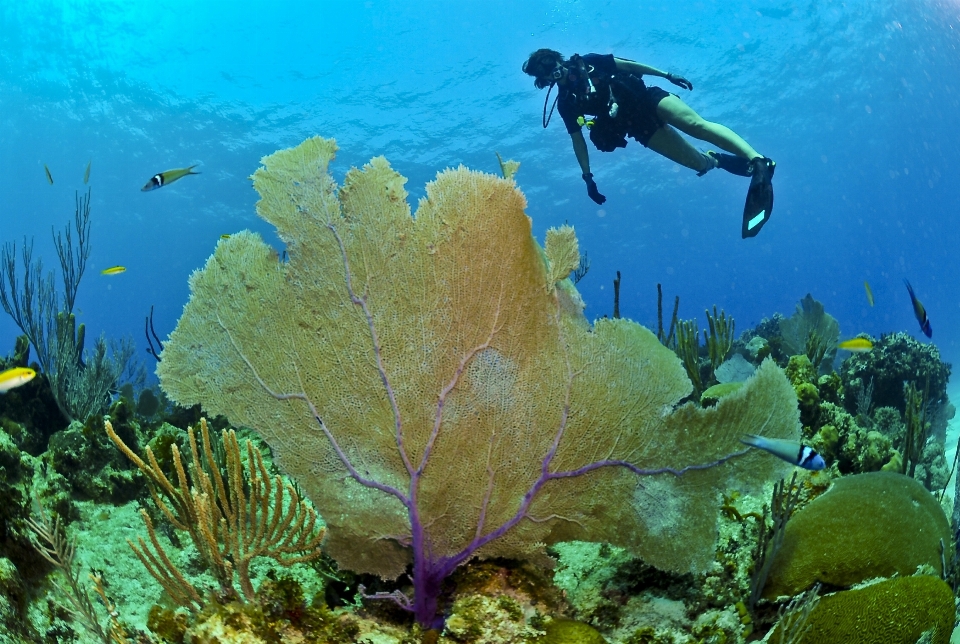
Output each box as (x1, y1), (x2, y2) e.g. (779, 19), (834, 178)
(764, 471), (950, 598)
(535, 618), (606, 643)
(770, 576), (954, 644)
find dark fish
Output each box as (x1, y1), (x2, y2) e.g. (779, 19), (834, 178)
(141, 164), (200, 191)
(83, 160), (91, 185)
(904, 279), (932, 338)
(44, 164), (53, 184)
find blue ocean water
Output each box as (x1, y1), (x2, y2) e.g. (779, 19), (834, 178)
(1, 0), (958, 377)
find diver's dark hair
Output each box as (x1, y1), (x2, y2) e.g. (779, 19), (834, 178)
(522, 49), (565, 89)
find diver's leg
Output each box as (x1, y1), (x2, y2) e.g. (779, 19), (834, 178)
(656, 95), (760, 160)
(645, 124), (713, 172)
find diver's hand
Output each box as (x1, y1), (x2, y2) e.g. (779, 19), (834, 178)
(666, 73), (693, 91)
(583, 173), (606, 205)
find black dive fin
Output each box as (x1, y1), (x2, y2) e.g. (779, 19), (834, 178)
(741, 158), (775, 238)
(714, 152), (752, 177)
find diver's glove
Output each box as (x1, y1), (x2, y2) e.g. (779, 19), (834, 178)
(665, 73), (693, 91)
(583, 173), (606, 205)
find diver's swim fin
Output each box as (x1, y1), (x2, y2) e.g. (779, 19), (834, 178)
(741, 157), (776, 238)
(710, 151), (752, 177)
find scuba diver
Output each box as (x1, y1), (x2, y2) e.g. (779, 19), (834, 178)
(522, 49), (776, 238)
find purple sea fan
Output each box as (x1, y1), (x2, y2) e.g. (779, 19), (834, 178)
(157, 136), (799, 628)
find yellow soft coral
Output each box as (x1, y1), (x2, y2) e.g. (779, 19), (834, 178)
(157, 136), (800, 626)
(544, 225), (579, 290)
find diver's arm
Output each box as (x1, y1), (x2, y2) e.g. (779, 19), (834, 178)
(614, 58), (666, 78)
(614, 57), (693, 90)
(571, 131), (606, 205)
(571, 130), (591, 175)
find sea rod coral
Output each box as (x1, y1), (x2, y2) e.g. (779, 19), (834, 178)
(157, 136), (799, 628)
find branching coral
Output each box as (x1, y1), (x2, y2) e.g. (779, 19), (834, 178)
(703, 306), (734, 374)
(0, 189), (138, 422)
(156, 136), (801, 628)
(675, 318), (703, 397)
(105, 418), (324, 609)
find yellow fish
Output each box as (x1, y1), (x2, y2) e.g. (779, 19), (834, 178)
(864, 281), (874, 307)
(220, 234), (231, 239)
(44, 164), (53, 184)
(838, 337), (873, 352)
(141, 165), (200, 191)
(83, 160), (91, 185)
(101, 266), (126, 275)
(0, 367), (36, 393)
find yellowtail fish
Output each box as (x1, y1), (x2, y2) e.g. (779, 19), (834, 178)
(44, 164), (53, 184)
(0, 367), (36, 393)
(838, 337), (873, 352)
(101, 266), (126, 275)
(83, 160), (91, 185)
(864, 280), (874, 306)
(141, 165), (200, 191)
(740, 434), (826, 470)
(904, 279), (932, 338)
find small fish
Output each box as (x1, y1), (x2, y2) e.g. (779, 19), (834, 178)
(220, 234), (231, 239)
(740, 434), (826, 470)
(101, 266), (126, 275)
(44, 164), (53, 184)
(903, 279), (932, 338)
(83, 160), (91, 185)
(864, 280), (874, 307)
(0, 367), (36, 393)
(837, 337), (873, 352)
(141, 165), (200, 191)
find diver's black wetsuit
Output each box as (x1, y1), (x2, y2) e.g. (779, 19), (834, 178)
(556, 53), (673, 149)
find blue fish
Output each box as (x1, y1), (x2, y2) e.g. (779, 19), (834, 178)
(903, 279), (932, 338)
(740, 434), (826, 470)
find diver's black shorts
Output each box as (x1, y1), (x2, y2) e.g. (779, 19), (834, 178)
(621, 86), (674, 147)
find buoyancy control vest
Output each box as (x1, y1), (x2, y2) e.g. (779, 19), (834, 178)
(578, 69), (650, 152)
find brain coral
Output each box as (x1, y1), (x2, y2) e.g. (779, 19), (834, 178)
(771, 576), (954, 644)
(763, 471), (950, 598)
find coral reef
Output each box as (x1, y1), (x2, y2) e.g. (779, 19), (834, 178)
(46, 412), (144, 504)
(1, 139), (953, 644)
(156, 136), (801, 627)
(763, 471), (951, 598)
(768, 575), (954, 644)
(176, 576), (363, 644)
(813, 402), (895, 474)
(840, 331), (951, 414)
(0, 339), (65, 456)
(442, 594), (542, 642)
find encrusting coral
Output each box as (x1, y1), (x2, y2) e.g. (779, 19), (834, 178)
(157, 136), (801, 628)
